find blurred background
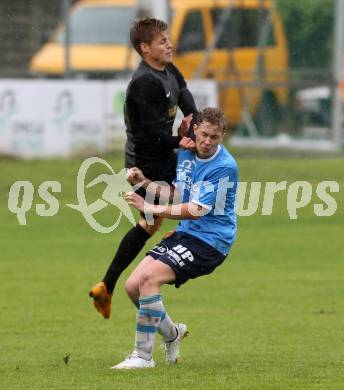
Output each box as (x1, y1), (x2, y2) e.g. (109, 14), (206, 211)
(1, 4), (343, 388)
(0, 0), (343, 158)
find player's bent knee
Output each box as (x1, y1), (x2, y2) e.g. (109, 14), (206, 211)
(138, 270), (158, 290)
(124, 277), (138, 298)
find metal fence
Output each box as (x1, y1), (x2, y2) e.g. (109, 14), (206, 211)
(0, 0), (343, 154)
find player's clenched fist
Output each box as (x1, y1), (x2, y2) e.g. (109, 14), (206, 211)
(124, 191), (145, 212)
(126, 167), (146, 185)
(179, 136), (196, 151)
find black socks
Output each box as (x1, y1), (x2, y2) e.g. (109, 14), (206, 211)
(102, 224), (151, 294)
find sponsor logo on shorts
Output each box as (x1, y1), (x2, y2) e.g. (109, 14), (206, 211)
(151, 244), (168, 255)
(165, 245), (194, 268)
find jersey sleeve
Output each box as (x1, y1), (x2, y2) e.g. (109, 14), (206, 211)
(169, 64), (198, 118)
(169, 63), (187, 91)
(191, 165), (238, 211)
(126, 74), (181, 149)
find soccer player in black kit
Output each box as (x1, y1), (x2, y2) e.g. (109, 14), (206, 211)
(89, 18), (197, 318)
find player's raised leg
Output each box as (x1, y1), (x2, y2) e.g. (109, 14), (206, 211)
(89, 217), (162, 319)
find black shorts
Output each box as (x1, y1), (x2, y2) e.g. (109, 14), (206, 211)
(125, 151), (177, 185)
(133, 184), (166, 221)
(147, 231), (227, 288)
(129, 154), (176, 221)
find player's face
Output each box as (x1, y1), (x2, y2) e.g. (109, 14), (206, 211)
(141, 31), (173, 69)
(194, 121), (224, 159)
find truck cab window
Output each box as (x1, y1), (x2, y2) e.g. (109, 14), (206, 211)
(177, 11), (205, 53)
(56, 6), (134, 45)
(211, 8), (275, 48)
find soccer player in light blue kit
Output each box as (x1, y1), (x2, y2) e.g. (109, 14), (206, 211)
(113, 107), (238, 369)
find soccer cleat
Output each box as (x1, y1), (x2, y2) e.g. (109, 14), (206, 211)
(89, 282), (112, 319)
(164, 323), (188, 364)
(111, 353), (155, 369)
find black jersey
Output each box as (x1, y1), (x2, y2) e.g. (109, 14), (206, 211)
(124, 61), (197, 183)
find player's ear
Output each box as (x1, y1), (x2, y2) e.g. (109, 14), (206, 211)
(140, 42), (149, 56)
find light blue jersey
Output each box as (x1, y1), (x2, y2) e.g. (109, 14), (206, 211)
(173, 145), (238, 255)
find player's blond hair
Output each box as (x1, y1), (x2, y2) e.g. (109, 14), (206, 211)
(196, 108), (227, 132)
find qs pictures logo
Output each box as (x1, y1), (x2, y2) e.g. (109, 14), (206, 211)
(67, 157), (136, 233)
(7, 157), (137, 233)
(6, 157), (342, 233)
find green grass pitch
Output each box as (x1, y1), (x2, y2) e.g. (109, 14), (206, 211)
(0, 152), (343, 389)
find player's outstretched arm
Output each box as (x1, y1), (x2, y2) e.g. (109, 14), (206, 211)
(124, 191), (208, 220)
(126, 167), (174, 203)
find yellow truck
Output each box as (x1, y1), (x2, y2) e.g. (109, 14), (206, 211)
(30, 0), (288, 133)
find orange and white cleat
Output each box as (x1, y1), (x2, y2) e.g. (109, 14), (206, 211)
(89, 282), (112, 319)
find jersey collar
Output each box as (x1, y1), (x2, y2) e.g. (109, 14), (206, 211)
(195, 145), (221, 162)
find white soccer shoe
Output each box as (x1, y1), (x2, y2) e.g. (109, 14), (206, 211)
(164, 323), (188, 364)
(111, 353), (155, 370)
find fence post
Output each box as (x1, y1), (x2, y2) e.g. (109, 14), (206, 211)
(331, 0), (344, 148)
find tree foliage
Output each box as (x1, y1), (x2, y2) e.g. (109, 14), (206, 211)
(277, 0), (334, 69)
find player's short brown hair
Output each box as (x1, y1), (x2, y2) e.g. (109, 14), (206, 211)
(196, 107), (227, 132)
(130, 18), (168, 55)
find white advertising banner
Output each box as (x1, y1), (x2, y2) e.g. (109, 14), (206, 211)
(103, 80), (128, 148)
(0, 79), (218, 158)
(0, 80), (105, 158)
(187, 79), (219, 108)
